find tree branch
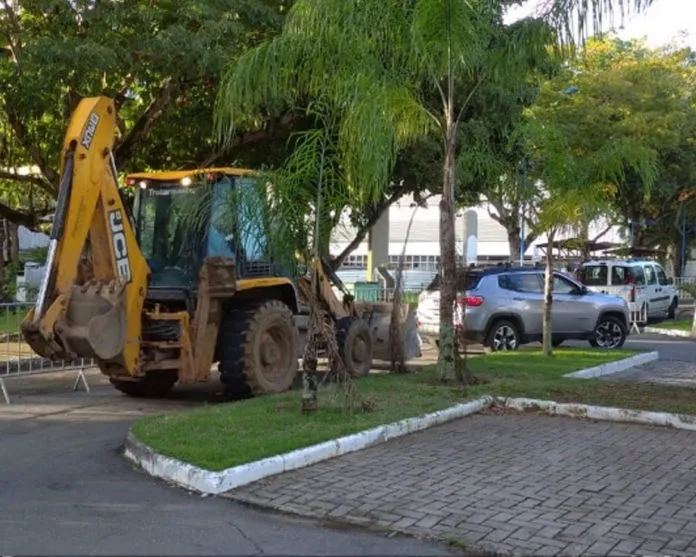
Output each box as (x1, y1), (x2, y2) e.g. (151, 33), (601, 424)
(591, 223), (613, 243)
(524, 229), (539, 248)
(485, 196), (510, 226)
(4, 110), (58, 187)
(455, 76), (485, 127)
(0, 170), (53, 192)
(201, 110), (299, 168)
(0, 201), (50, 229)
(329, 191), (403, 270)
(114, 78), (176, 170)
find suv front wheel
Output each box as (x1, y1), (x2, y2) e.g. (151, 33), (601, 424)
(589, 316), (627, 349)
(486, 320), (521, 352)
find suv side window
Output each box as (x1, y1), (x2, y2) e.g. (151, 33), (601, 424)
(499, 273), (543, 293)
(655, 265), (669, 286)
(631, 265), (646, 285)
(611, 265), (631, 285)
(644, 264), (657, 285)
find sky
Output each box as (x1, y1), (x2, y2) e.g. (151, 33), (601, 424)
(505, 0), (696, 49)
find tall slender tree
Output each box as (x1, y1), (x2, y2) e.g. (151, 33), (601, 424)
(215, 0), (555, 381)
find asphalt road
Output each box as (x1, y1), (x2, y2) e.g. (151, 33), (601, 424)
(0, 374), (450, 556)
(565, 331), (696, 362)
(1, 332), (691, 556)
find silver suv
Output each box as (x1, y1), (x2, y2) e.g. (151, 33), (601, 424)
(417, 267), (630, 350)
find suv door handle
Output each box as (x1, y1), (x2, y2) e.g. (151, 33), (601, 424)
(512, 297), (525, 301)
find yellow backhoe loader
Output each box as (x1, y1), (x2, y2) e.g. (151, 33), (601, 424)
(20, 96), (421, 398)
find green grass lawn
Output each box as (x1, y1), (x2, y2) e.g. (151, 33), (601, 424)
(132, 348), (696, 471)
(0, 310), (25, 334)
(653, 318), (692, 332)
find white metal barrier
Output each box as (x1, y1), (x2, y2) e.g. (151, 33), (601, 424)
(0, 302), (93, 404)
(628, 301), (648, 335)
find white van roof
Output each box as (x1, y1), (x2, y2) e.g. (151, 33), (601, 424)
(582, 258), (656, 266)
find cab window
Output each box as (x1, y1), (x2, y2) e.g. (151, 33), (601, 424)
(630, 265), (646, 285)
(581, 265), (607, 286)
(610, 265), (632, 285)
(644, 265), (657, 285)
(655, 265), (669, 286)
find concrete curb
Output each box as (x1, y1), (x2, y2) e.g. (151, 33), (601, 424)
(644, 326), (693, 338)
(122, 351), (663, 495)
(562, 350), (659, 378)
(501, 397), (696, 431)
(124, 396), (495, 495)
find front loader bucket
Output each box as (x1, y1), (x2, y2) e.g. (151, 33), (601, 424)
(61, 282), (127, 361)
(363, 302), (422, 362)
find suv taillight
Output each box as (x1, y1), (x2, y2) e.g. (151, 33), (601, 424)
(457, 295), (484, 307)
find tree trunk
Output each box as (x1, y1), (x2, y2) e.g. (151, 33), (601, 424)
(8, 221), (19, 264)
(691, 306), (696, 338)
(542, 230), (555, 357)
(672, 247), (681, 279)
(508, 228), (521, 265)
(390, 203), (420, 373)
(437, 113), (458, 382)
(1, 219), (9, 264)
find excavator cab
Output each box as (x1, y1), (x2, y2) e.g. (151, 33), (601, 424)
(125, 169), (288, 302)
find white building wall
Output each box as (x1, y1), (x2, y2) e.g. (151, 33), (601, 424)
(330, 193), (628, 263)
(18, 226), (49, 251)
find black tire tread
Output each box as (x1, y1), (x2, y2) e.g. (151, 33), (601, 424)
(485, 319), (521, 352)
(217, 299), (298, 396)
(335, 316), (373, 377)
(589, 315), (627, 349)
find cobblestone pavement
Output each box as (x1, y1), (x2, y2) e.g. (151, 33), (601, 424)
(606, 359), (696, 388)
(226, 414), (696, 557)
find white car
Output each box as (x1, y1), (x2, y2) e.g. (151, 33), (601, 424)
(579, 258), (678, 322)
(416, 272), (474, 338)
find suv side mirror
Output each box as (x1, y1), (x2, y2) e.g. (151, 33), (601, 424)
(668, 277), (674, 285)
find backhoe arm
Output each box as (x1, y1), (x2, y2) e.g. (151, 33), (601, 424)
(21, 97), (149, 378)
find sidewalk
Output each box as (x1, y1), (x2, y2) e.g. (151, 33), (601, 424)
(226, 412), (696, 557)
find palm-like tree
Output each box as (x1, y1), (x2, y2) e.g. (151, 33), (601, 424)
(214, 0), (656, 381)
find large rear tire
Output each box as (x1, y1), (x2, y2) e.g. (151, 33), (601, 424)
(218, 300), (299, 397)
(110, 373), (177, 398)
(335, 316), (373, 377)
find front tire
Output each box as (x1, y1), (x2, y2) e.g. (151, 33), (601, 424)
(589, 315), (627, 349)
(218, 300), (299, 397)
(335, 316), (373, 377)
(485, 320), (520, 352)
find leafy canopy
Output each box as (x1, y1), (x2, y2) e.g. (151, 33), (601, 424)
(0, 0), (291, 227)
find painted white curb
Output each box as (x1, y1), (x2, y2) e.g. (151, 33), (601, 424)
(500, 397), (696, 431)
(563, 350), (659, 379)
(644, 326), (693, 338)
(124, 395), (495, 495)
(123, 351), (663, 495)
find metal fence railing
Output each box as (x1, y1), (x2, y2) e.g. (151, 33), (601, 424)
(675, 277), (696, 304)
(0, 302), (93, 404)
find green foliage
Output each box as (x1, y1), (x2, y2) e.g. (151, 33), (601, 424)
(19, 246), (48, 265)
(525, 35), (695, 255)
(0, 0), (291, 226)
